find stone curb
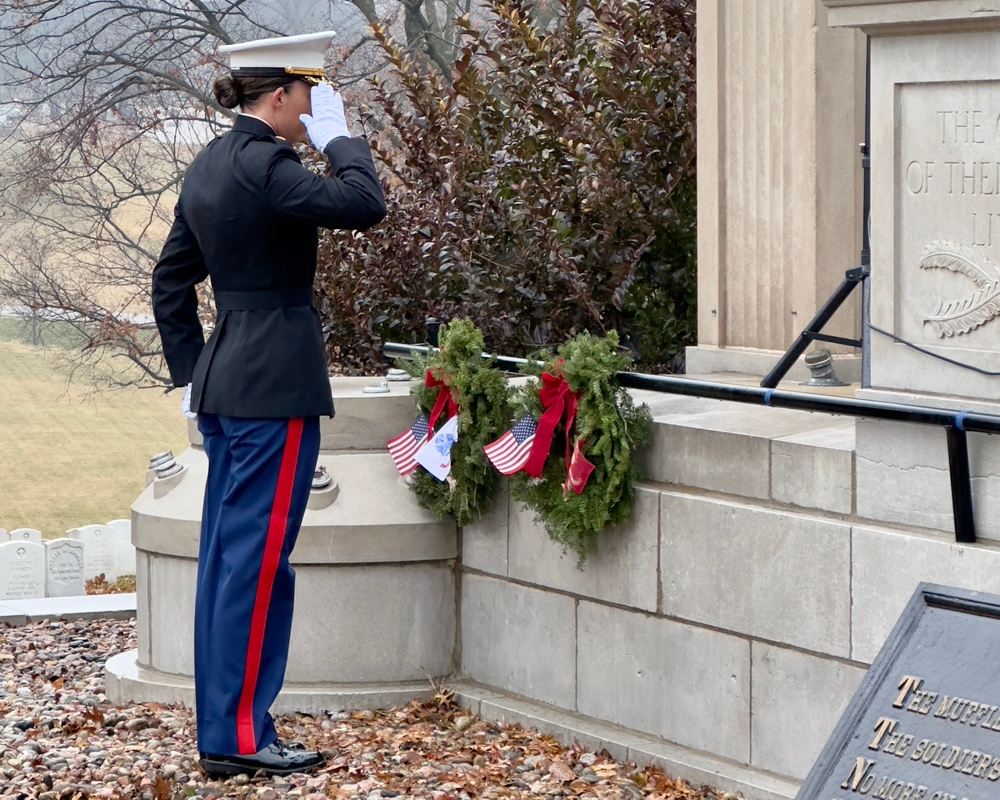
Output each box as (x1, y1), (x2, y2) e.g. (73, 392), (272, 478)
(0, 593), (137, 626)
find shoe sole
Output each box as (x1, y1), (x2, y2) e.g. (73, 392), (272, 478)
(199, 757), (323, 778)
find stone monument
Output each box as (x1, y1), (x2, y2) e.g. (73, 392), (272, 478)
(45, 538), (86, 598)
(67, 524), (117, 583)
(828, 1), (1000, 398)
(825, 0), (1000, 538)
(9, 528), (42, 544)
(0, 541), (45, 600)
(106, 519), (136, 576)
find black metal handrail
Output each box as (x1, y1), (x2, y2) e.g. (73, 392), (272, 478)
(383, 342), (1000, 544)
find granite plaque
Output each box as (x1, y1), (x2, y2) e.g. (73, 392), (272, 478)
(798, 584), (1000, 800)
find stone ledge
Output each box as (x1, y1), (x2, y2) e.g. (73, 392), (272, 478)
(451, 681), (800, 800)
(685, 345), (862, 385)
(105, 651), (437, 715)
(638, 395), (851, 501)
(133, 451), (457, 563)
(825, 0), (1000, 34)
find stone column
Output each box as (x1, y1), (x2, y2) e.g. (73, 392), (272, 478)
(690, 0), (867, 380)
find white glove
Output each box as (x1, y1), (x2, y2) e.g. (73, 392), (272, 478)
(299, 83), (350, 150)
(181, 384), (197, 420)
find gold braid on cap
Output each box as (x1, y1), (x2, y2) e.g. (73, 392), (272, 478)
(283, 66), (325, 84)
(231, 66), (325, 84)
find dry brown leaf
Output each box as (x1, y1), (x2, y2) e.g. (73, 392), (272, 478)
(549, 761), (576, 783)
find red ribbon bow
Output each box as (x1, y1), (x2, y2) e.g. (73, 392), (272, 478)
(523, 369), (578, 479)
(425, 369), (458, 429)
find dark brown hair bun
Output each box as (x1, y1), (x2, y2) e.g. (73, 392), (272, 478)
(213, 75), (241, 109)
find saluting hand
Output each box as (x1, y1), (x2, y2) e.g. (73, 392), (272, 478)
(299, 83), (350, 150)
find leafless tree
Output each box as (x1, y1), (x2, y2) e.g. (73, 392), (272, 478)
(0, 0), (487, 388)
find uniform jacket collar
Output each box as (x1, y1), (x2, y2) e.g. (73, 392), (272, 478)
(233, 114), (277, 139)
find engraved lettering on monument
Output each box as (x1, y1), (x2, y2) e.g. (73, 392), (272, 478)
(898, 84), (1000, 354)
(45, 539), (85, 598)
(797, 584), (1000, 800)
(0, 541), (45, 600)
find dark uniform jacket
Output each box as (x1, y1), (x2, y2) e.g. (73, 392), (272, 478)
(152, 115), (386, 418)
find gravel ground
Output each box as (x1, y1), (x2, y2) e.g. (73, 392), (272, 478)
(0, 618), (730, 800)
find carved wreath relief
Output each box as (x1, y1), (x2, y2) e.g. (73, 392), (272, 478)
(920, 241), (1000, 337)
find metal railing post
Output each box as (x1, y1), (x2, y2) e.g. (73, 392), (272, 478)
(946, 426), (976, 543)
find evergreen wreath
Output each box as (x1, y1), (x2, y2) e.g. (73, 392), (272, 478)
(406, 319), (511, 525)
(509, 331), (652, 565)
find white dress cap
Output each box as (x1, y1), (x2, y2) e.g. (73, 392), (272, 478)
(219, 31), (336, 82)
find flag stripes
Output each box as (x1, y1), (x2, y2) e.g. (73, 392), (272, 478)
(386, 413), (430, 475)
(484, 414), (537, 475)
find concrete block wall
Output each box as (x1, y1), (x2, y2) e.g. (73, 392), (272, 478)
(455, 396), (1000, 795)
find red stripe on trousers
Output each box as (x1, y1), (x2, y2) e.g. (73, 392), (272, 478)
(235, 417), (303, 754)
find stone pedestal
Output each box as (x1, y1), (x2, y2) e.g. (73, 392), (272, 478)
(689, 0), (867, 380)
(106, 376), (458, 712)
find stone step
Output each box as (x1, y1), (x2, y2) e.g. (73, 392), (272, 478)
(633, 381), (856, 516)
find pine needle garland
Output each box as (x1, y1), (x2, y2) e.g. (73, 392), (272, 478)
(406, 319), (511, 525)
(509, 332), (652, 566)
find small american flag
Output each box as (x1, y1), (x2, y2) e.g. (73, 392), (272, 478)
(387, 413), (430, 475)
(484, 414), (537, 475)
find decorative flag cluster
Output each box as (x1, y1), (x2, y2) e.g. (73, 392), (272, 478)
(483, 369), (595, 495)
(387, 370), (459, 481)
(388, 368), (597, 494)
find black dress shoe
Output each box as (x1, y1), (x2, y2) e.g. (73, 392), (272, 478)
(199, 739), (325, 778)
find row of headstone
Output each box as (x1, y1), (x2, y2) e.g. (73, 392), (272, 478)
(0, 520), (135, 601)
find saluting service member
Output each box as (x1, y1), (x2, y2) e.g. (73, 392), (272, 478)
(151, 31), (386, 778)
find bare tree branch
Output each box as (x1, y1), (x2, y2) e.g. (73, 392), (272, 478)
(0, 0), (504, 388)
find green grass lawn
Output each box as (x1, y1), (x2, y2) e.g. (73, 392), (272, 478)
(0, 319), (189, 537)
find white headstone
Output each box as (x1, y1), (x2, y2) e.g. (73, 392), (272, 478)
(0, 541), (45, 600)
(67, 525), (117, 583)
(106, 519), (135, 576)
(45, 538), (86, 598)
(8, 528), (42, 544)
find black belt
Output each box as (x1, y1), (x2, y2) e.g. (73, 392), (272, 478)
(214, 286), (313, 312)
